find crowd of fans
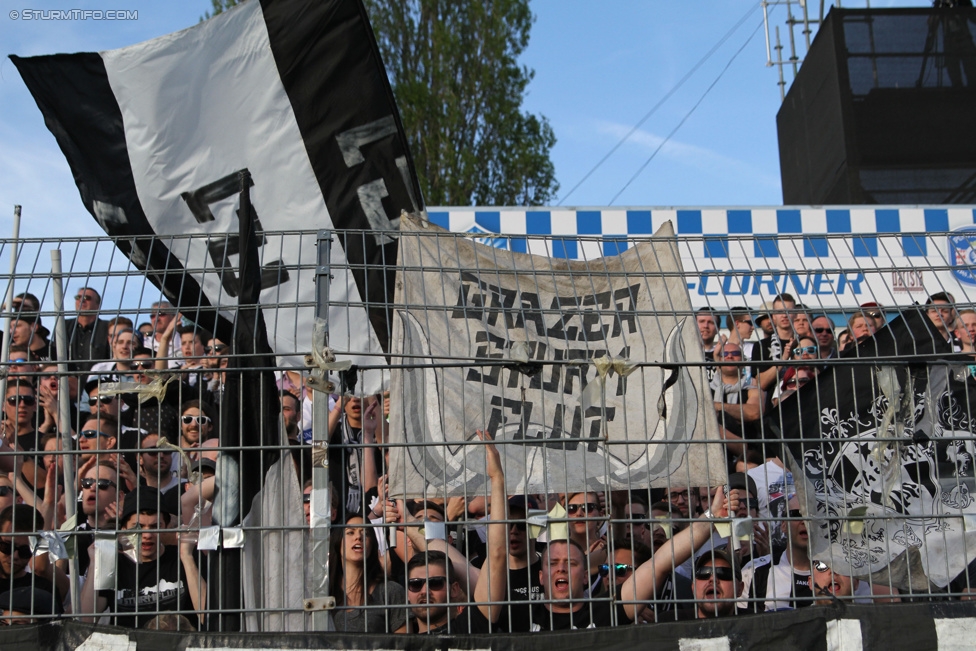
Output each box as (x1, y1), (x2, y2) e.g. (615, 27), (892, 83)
(0, 286), (974, 633)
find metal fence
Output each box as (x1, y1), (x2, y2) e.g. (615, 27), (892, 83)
(1, 225), (976, 640)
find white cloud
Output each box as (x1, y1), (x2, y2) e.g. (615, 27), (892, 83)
(594, 119), (781, 190)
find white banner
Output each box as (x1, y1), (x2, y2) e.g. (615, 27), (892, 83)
(388, 214), (726, 497)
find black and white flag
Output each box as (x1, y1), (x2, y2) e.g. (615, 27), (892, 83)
(12, 0), (422, 379)
(777, 309), (976, 590)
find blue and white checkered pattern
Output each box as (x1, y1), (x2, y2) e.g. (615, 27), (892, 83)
(427, 206), (976, 260)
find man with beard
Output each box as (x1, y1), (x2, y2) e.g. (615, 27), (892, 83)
(685, 550), (745, 619)
(139, 432), (181, 494)
(398, 430), (508, 634)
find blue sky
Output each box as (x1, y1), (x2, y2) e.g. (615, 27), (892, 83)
(0, 0), (925, 241)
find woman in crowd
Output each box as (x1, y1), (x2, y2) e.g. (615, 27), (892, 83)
(328, 515), (406, 633)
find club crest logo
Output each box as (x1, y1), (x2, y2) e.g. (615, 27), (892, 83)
(948, 226), (976, 286)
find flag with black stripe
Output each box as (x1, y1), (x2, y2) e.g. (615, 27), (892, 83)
(774, 307), (976, 591)
(11, 0), (423, 380)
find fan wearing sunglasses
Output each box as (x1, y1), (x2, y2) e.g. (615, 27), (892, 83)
(76, 415), (119, 466)
(0, 477), (15, 513)
(83, 377), (123, 423)
(2, 380), (47, 491)
(179, 400), (216, 458)
(712, 343), (764, 458)
(689, 550), (744, 619)
(597, 544), (654, 623)
(397, 430), (509, 634)
(0, 505), (63, 617)
(138, 433), (180, 494)
(565, 491), (608, 579)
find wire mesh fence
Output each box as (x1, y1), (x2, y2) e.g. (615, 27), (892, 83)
(1, 222), (976, 638)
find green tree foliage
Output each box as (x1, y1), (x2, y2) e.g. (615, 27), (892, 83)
(203, 0), (558, 206)
(366, 0), (557, 206)
(201, 0), (239, 21)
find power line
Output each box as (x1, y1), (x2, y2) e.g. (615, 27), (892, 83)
(608, 17), (766, 206)
(557, 3), (761, 206)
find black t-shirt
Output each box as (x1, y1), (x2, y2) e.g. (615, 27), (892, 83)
(13, 429), (39, 453)
(499, 600), (629, 632)
(0, 572), (59, 610)
(508, 559), (543, 602)
(97, 545), (200, 629)
(527, 600), (628, 631)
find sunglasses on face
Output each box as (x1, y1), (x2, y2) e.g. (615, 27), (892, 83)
(0, 540), (33, 558)
(566, 502), (600, 515)
(133, 360), (154, 370)
(744, 498), (760, 511)
(79, 429), (111, 440)
(182, 414), (212, 426)
(508, 521), (527, 532)
(74, 294), (97, 302)
(81, 478), (117, 490)
(813, 327), (833, 334)
(598, 563), (636, 578)
(5, 395), (35, 406)
(205, 344), (228, 354)
(721, 351), (742, 358)
(794, 346), (818, 356)
(864, 311), (883, 319)
(303, 493), (311, 504)
(0, 486), (12, 497)
(88, 395), (114, 406)
(788, 509), (803, 519)
(9, 358), (28, 365)
(813, 560), (831, 573)
(407, 576), (448, 593)
(695, 565), (736, 582)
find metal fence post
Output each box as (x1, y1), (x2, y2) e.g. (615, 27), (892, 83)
(308, 230), (335, 629)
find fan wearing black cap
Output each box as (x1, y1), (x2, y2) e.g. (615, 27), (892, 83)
(79, 487), (205, 628)
(682, 549), (745, 619)
(0, 586), (62, 624)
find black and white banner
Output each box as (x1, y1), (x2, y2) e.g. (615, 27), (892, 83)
(778, 309), (976, 590)
(12, 0), (422, 378)
(6, 605), (976, 650)
(388, 215), (725, 496)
